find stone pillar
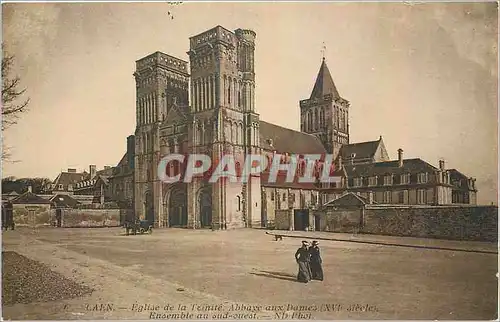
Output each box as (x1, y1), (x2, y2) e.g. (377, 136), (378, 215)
(204, 78), (209, 110)
(187, 182), (196, 228)
(211, 76), (216, 108)
(194, 80), (198, 111)
(289, 208), (294, 231)
(207, 77), (212, 109)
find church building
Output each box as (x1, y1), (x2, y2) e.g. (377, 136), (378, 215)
(130, 25), (477, 230)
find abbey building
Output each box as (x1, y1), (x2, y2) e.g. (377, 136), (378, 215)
(125, 25), (477, 230)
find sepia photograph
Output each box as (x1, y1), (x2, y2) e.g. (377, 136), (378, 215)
(1, 1), (498, 320)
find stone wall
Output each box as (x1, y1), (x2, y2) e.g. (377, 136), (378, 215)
(362, 205), (498, 242)
(59, 209), (121, 228)
(13, 204), (52, 227)
(275, 210), (290, 230)
(318, 208), (362, 233)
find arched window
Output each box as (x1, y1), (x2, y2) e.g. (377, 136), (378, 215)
(307, 111), (313, 131)
(314, 109), (318, 130)
(228, 79), (232, 105)
(237, 195), (241, 211)
(235, 161), (241, 178)
(238, 87), (241, 107)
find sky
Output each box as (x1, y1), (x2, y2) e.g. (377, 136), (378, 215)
(2, 2), (498, 205)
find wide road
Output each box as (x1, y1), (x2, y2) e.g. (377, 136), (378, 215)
(2, 227), (497, 320)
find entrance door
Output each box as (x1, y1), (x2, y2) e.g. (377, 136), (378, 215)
(314, 215), (321, 231)
(199, 189), (212, 228)
(294, 209), (310, 231)
(168, 187), (188, 227)
(56, 209), (62, 227)
(145, 191), (154, 224)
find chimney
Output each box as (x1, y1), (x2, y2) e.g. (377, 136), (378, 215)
(90, 165), (97, 179)
(439, 159), (445, 171)
(27, 186), (32, 193)
(398, 149), (403, 167)
(67, 168), (77, 173)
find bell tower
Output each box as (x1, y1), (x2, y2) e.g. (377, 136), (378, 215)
(299, 57), (350, 160)
(133, 52), (189, 225)
(186, 26), (261, 229)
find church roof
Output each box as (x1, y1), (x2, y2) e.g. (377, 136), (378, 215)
(310, 58), (340, 100)
(259, 121), (326, 155)
(339, 138), (381, 161)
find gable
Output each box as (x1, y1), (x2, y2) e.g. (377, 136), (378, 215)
(339, 139), (380, 162)
(373, 138), (390, 162)
(324, 192), (367, 207)
(164, 104), (189, 125)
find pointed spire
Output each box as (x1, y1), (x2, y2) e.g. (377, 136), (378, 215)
(310, 58), (340, 100)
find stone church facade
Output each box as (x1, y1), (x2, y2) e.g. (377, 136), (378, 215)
(132, 25), (478, 230)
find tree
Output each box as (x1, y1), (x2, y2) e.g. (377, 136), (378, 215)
(2, 177), (52, 194)
(2, 45), (30, 160)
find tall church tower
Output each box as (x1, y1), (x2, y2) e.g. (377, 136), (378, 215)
(133, 52), (190, 225)
(187, 26), (261, 229)
(299, 58), (350, 160)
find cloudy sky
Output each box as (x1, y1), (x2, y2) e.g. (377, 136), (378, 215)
(2, 2), (498, 204)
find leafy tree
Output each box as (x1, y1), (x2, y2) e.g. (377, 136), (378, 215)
(2, 177), (52, 194)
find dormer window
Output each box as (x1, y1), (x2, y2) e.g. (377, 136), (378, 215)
(368, 176), (377, 186)
(350, 153), (356, 159)
(400, 174), (410, 184)
(383, 175), (393, 185)
(353, 177), (363, 187)
(417, 173), (428, 184)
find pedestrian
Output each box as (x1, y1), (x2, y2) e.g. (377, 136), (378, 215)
(309, 240), (323, 281)
(295, 240), (312, 283)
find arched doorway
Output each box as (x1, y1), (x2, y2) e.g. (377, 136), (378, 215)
(144, 191), (154, 224)
(198, 188), (212, 228)
(168, 186), (187, 227)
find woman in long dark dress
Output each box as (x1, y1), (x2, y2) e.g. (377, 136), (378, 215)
(309, 240), (324, 281)
(295, 241), (312, 283)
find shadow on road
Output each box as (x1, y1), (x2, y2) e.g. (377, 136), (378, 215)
(249, 270), (297, 282)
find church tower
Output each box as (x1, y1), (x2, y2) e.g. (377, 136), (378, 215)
(299, 57), (350, 160)
(133, 52), (189, 225)
(186, 26), (261, 229)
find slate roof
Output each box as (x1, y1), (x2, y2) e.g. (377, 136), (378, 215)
(260, 172), (321, 189)
(51, 194), (80, 208)
(53, 172), (88, 189)
(259, 121), (326, 155)
(310, 58), (340, 100)
(11, 191), (52, 205)
(98, 175), (110, 185)
(448, 169), (475, 191)
(343, 158), (438, 177)
(339, 139), (381, 161)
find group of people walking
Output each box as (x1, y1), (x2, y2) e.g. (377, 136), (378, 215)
(295, 240), (323, 283)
